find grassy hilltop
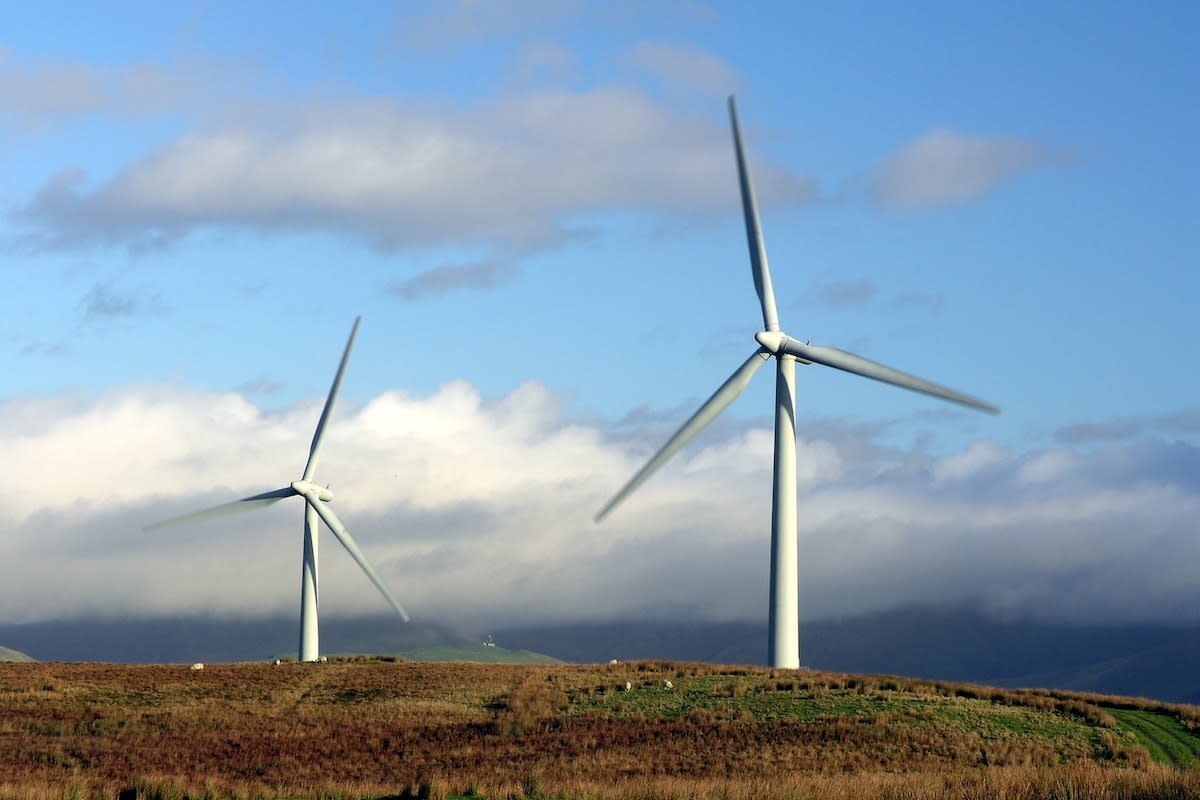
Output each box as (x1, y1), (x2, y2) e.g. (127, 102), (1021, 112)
(0, 659), (1198, 800)
(0, 646), (35, 663)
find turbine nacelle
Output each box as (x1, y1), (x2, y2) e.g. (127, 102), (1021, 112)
(291, 480), (333, 503)
(754, 330), (813, 365)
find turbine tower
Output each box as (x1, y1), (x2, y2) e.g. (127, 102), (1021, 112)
(147, 317), (408, 662)
(595, 97), (999, 669)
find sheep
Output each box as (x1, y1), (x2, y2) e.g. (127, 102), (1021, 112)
(623, 681), (632, 692)
(189, 663), (204, 671)
(663, 679), (674, 691)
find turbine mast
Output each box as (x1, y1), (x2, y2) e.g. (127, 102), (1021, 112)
(769, 355), (800, 668)
(299, 503), (320, 662)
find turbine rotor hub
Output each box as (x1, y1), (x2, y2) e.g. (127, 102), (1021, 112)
(754, 330), (812, 365)
(754, 330), (787, 354)
(291, 480), (334, 502)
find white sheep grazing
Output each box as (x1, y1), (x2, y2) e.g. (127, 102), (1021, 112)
(623, 681), (632, 692)
(189, 663), (204, 671)
(663, 679), (674, 691)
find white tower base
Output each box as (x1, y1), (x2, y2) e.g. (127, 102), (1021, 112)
(769, 354), (799, 668)
(299, 504), (320, 662)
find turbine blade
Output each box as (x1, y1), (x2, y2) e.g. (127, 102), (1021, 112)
(307, 498), (410, 623)
(729, 95), (780, 333)
(302, 316), (360, 481)
(595, 348), (770, 522)
(144, 486), (298, 531)
(779, 339), (1000, 414)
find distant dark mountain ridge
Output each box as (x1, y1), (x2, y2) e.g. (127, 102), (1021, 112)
(991, 628), (1200, 703)
(492, 608), (1199, 704)
(2, 608), (1196, 704)
(0, 616), (471, 664)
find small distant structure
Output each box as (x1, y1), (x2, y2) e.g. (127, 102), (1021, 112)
(273, 659), (281, 666)
(663, 680), (674, 691)
(190, 663), (204, 671)
(608, 658), (619, 665)
(623, 681), (632, 692)
(483, 634), (496, 648)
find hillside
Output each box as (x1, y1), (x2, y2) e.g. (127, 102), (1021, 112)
(0, 645), (35, 662)
(391, 644), (561, 664)
(0, 660), (1197, 799)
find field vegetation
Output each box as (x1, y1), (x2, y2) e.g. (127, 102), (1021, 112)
(0, 659), (1197, 799)
(384, 646), (559, 665)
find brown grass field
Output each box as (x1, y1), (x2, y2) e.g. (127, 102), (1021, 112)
(1, 658), (1198, 799)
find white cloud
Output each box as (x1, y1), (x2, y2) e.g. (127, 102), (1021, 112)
(872, 128), (1056, 209)
(398, 0), (588, 50)
(508, 40), (580, 87)
(931, 439), (1009, 483)
(388, 261), (518, 301)
(0, 52), (230, 130)
(397, 2), (715, 51)
(798, 279), (879, 310)
(18, 88), (815, 251)
(2, 381), (1198, 628)
(1016, 446), (1078, 484)
(623, 41), (738, 96)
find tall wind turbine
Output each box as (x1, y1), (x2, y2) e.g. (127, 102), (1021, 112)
(595, 97), (999, 669)
(147, 317), (408, 662)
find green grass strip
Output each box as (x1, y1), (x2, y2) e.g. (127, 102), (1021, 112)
(1107, 707), (1200, 766)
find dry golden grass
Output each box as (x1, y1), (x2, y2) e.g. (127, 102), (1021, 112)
(0, 660), (1196, 800)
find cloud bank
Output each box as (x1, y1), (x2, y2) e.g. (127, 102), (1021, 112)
(17, 88), (815, 252)
(3, 383), (1197, 628)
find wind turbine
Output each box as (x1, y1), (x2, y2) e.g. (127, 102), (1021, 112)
(147, 317), (408, 662)
(594, 97), (999, 669)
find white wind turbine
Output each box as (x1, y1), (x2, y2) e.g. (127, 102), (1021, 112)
(595, 97), (999, 669)
(147, 317), (408, 662)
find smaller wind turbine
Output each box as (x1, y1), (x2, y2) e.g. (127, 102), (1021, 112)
(146, 317), (408, 662)
(595, 97), (999, 669)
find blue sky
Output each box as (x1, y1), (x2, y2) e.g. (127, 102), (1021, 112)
(2, 2), (1198, 631)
